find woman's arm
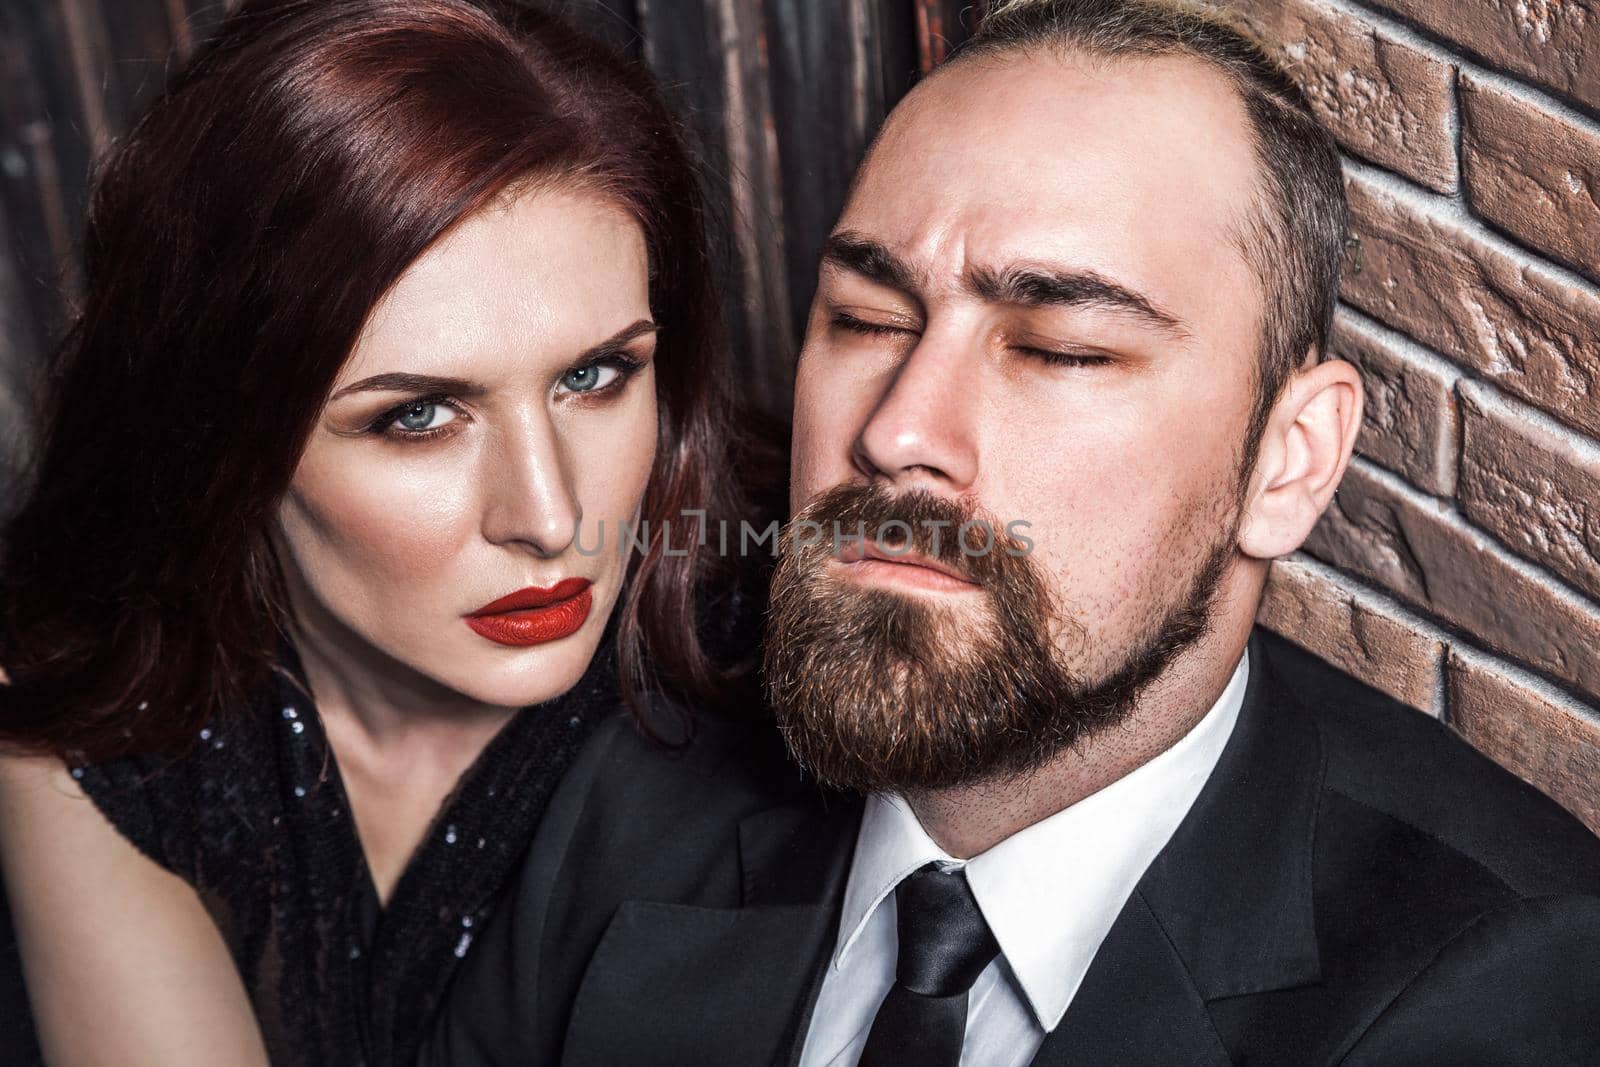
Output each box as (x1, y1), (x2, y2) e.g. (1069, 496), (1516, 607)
(0, 754), (270, 1066)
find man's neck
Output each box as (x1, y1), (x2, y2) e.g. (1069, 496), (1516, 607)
(903, 621), (1253, 859)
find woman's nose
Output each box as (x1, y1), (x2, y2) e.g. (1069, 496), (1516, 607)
(478, 411), (581, 558)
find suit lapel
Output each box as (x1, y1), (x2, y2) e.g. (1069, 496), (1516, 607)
(1134, 630), (1324, 1000)
(1035, 630), (1325, 1064)
(561, 792), (861, 1066)
(1030, 891), (1230, 1065)
(560, 900), (839, 1066)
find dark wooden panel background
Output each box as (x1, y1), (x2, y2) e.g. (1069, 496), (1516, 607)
(0, 0), (990, 485)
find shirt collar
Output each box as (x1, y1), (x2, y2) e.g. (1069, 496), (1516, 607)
(832, 649), (1250, 1032)
(833, 790), (951, 971)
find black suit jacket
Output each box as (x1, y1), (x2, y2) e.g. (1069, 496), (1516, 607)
(421, 630), (1600, 1065)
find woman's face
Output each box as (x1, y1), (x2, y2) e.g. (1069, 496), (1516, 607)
(275, 185), (658, 710)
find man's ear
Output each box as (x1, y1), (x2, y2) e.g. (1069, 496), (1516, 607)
(1237, 353), (1364, 561)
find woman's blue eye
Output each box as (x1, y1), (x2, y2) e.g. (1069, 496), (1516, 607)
(392, 402), (455, 433)
(559, 363), (621, 394)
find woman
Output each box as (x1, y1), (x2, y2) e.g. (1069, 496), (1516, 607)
(0, 1), (757, 1063)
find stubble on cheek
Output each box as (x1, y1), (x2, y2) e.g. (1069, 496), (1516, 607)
(1022, 462), (1242, 687)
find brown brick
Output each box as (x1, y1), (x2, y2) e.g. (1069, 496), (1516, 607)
(1218, 0), (1456, 192)
(1460, 74), (1600, 283)
(1342, 172), (1600, 439)
(1329, 309), (1458, 495)
(1216, 0), (1459, 191)
(1306, 460), (1600, 702)
(1259, 553), (1442, 711)
(1457, 380), (1600, 603)
(1447, 647), (1600, 836)
(1366, 0), (1600, 114)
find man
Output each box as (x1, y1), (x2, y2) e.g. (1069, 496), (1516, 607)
(425, 1), (1600, 1063)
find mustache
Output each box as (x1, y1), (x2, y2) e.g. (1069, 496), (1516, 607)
(782, 483), (1026, 588)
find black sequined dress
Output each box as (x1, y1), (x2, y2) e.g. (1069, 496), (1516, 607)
(41, 635), (615, 1066)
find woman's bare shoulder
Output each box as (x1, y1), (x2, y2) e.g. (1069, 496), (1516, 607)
(0, 746), (270, 1065)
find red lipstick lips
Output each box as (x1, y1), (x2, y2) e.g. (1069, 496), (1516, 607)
(465, 577), (592, 647)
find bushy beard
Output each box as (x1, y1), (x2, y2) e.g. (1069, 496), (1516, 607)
(763, 483), (1237, 794)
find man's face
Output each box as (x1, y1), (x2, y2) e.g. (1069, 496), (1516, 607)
(772, 50), (1271, 792)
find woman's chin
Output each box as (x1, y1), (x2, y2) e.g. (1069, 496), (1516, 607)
(441, 633), (604, 710)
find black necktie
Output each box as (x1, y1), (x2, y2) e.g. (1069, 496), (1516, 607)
(858, 863), (1001, 1067)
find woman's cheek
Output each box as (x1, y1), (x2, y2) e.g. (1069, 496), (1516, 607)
(571, 378), (659, 539)
(287, 442), (480, 593)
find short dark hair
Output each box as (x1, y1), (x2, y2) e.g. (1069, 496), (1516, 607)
(0, 0), (743, 761)
(953, 0), (1348, 450)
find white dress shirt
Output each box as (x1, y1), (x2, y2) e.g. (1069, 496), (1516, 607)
(798, 650), (1249, 1067)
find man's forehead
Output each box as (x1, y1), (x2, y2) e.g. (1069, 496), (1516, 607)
(837, 49), (1262, 296)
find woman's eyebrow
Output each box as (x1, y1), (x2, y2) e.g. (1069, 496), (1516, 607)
(577, 318), (659, 362)
(327, 372), (487, 402)
(328, 320), (658, 402)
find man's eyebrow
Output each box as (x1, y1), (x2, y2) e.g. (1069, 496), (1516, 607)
(327, 319), (659, 402)
(968, 265), (1191, 339)
(819, 231), (920, 295)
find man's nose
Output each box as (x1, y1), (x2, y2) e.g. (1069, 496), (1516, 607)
(479, 410), (581, 558)
(852, 327), (981, 492)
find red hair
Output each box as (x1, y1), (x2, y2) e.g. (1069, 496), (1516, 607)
(0, 0), (746, 760)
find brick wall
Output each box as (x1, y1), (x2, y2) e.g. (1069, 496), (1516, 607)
(1207, 0), (1600, 835)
